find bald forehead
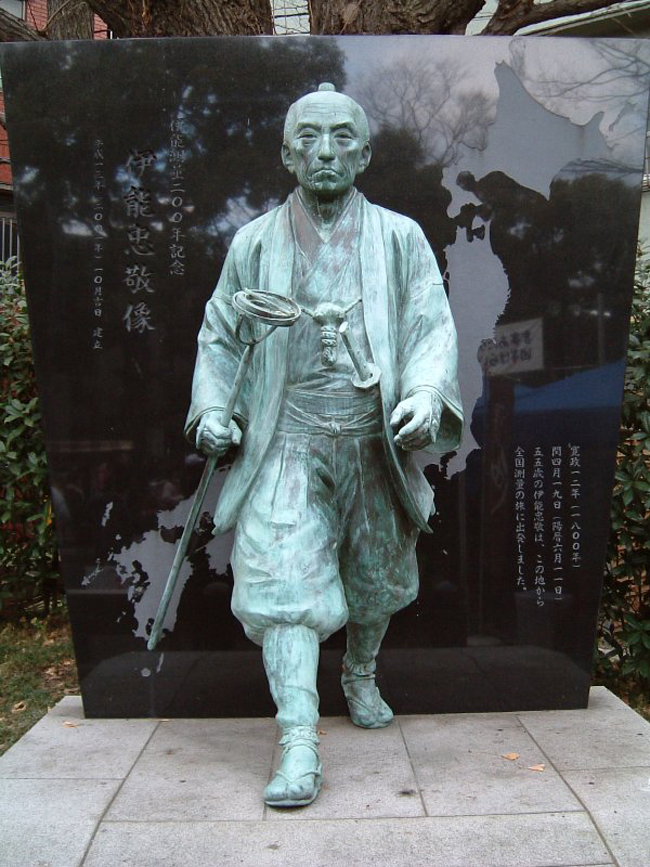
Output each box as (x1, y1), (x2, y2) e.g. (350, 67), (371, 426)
(284, 93), (369, 143)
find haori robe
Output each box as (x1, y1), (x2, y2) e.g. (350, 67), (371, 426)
(186, 190), (464, 541)
(228, 190), (422, 640)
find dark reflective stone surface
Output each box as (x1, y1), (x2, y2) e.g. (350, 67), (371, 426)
(2, 36), (648, 716)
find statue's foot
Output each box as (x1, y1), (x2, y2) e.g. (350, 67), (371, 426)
(264, 726), (322, 808)
(341, 665), (394, 729)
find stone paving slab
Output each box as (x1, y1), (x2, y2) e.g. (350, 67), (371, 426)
(106, 718), (276, 822)
(585, 687), (636, 714)
(1, 688), (649, 867)
(399, 712), (582, 816)
(0, 695), (157, 780)
(517, 687), (650, 771)
(0, 777), (122, 867)
(563, 766), (650, 867)
(83, 813), (611, 867)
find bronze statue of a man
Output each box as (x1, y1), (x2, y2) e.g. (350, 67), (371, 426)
(185, 83), (463, 808)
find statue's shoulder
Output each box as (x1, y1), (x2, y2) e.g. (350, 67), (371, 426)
(230, 204), (283, 250)
(363, 198), (423, 239)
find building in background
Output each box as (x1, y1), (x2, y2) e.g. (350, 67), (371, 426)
(272, 0), (309, 34)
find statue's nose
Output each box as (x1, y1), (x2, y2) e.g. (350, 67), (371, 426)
(318, 134), (334, 160)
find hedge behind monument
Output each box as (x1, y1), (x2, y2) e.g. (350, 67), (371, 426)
(598, 251), (650, 686)
(0, 262), (57, 612)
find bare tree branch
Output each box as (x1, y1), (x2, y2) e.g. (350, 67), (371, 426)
(359, 57), (493, 166)
(311, 0), (488, 35)
(484, 0), (622, 36)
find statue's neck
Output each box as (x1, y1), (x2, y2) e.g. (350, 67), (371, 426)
(297, 187), (355, 234)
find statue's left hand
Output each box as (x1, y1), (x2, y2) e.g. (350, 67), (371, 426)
(390, 392), (443, 451)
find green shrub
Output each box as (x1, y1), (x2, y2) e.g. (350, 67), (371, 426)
(0, 260), (57, 612)
(598, 249), (650, 686)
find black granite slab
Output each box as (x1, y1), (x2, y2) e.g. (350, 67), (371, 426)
(2, 35), (648, 716)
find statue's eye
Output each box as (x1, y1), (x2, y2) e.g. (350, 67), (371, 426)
(298, 131), (317, 142)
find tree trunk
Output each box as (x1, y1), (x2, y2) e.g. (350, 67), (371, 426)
(0, 8), (45, 41)
(84, 0), (273, 37)
(47, 0), (95, 40)
(483, 0), (620, 35)
(310, 0), (487, 35)
(0, 0), (634, 43)
(311, 0), (623, 35)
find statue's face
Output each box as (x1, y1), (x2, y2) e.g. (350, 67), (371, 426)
(282, 96), (371, 199)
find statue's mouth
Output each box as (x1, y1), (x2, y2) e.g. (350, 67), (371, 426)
(312, 168), (340, 179)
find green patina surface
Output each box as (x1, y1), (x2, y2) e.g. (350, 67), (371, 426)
(186, 84), (463, 807)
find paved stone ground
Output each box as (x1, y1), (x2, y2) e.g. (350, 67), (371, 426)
(1, 686), (649, 867)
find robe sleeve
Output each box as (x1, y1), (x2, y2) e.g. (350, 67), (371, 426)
(184, 237), (252, 443)
(398, 223), (464, 455)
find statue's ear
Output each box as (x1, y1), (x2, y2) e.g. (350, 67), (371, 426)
(357, 142), (372, 176)
(281, 143), (295, 175)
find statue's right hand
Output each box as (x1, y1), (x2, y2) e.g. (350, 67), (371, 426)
(196, 412), (242, 457)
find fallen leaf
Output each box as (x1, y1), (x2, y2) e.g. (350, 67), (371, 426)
(317, 729), (327, 736)
(502, 752), (520, 761)
(11, 701), (27, 713)
(62, 721), (79, 728)
(43, 666), (63, 684)
(528, 763), (546, 772)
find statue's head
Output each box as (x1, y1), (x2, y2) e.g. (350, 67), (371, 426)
(282, 83), (372, 199)
(456, 171), (477, 193)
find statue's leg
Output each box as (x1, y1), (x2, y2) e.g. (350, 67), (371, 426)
(338, 434), (419, 728)
(342, 617), (394, 729)
(263, 624), (323, 808)
(230, 431), (347, 805)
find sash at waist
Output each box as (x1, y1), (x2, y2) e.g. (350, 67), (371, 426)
(277, 387), (383, 436)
